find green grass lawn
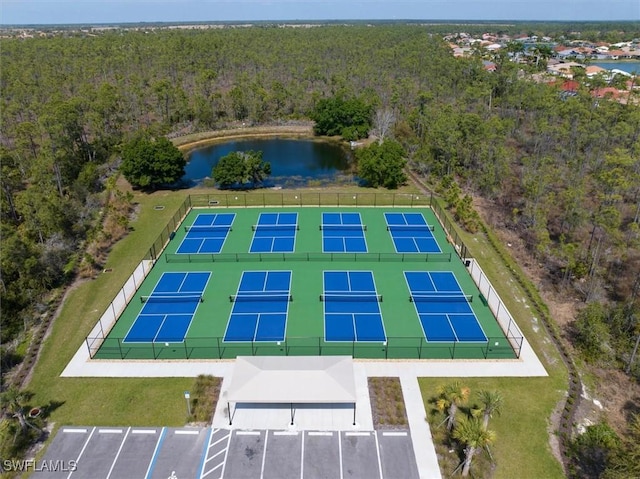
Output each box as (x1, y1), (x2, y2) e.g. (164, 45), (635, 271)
(27, 189), (196, 428)
(421, 377), (566, 479)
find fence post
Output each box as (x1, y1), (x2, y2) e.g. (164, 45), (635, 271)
(85, 337), (92, 358)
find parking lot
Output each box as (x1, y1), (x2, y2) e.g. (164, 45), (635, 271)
(31, 426), (419, 479)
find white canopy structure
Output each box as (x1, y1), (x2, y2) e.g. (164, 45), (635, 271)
(226, 356), (357, 425)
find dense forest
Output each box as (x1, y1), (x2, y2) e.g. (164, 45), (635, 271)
(1, 22), (639, 474)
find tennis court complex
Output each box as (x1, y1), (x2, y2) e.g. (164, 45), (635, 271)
(90, 203), (521, 360)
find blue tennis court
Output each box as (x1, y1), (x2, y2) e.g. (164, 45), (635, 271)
(224, 271), (292, 342)
(321, 212), (368, 253)
(405, 271), (487, 342)
(385, 213), (440, 253)
(322, 271), (386, 342)
(176, 213), (235, 254)
(123, 272), (210, 343)
(249, 212), (298, 253)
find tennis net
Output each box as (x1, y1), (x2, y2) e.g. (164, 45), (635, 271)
(319, 224), (367, 231)
(251, 224), (299, 231)
(409, 294), (472, 303)
(229, 294), (293, 302)
(141, 294), (203, 303)
(320, 294), (383, 302)
(184, 225), (232, 233)
(387, 224), (435, 232)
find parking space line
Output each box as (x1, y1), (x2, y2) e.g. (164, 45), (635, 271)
(132, 429), (156, 434)
(300, 431), (304, 479)
(175, 430), (200, 435)
(207, 448), (226, 461)
(236, 431), (261, 435)
(218, 429), (232, 479)
(67, 426), (96, 479)
(63, 428), (87, 433)
(196, 428), (213, 479)
(381, 432), (408, 436)
(374, 431), (384, 479)
(338, 431), (343, 479)
(259, 430), (269, 479)
(200, 428), (230, 479)
(273, 431), (299, 436)
(144, 427), (167, 479)
(106, 427), (130, 479)
(210, 432), (230, 448)
(307, 432), (333, 436)
(99, 429), (123, 434)
(345, 432), (370, 436)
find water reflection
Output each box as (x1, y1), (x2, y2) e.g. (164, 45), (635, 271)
(183, 138), (355, 188)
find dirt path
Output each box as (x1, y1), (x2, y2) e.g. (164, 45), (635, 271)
(174, 124), (316, 151)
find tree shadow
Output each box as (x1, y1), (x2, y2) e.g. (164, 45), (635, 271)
(40, 400), (66, 419)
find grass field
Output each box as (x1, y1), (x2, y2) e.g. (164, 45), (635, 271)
(421, 377), (566, 479)
(93, 206), (514, 360)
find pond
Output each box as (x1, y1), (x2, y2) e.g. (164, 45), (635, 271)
(590, 61), (640, 75)
(183, 138), (356, 188)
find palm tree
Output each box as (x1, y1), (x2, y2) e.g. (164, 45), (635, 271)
(473, 390), (503, 430)
(453, 416), (496, 477)
(436, 381), (470, 431)
(0, 387), (41, 434)
(531, 44), (553, 69)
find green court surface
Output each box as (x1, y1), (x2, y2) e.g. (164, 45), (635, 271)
(93, 207), (518, 360)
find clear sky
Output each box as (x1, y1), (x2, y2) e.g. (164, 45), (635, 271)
(1, 0), (638, 26)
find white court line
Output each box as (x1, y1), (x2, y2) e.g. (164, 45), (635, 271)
(131, 429), (156, 434)
(99, 429), (123, 434)
(175, 430), (200, 435)
(345, 432), (370, 436)
(381, 432), (408, 437)
(236, 431), (261, 436)
(273, 431), (299, 436)
(308, 432), (333, 436)
(63, 429), (87, 433)
(105, 427), (130, 479)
